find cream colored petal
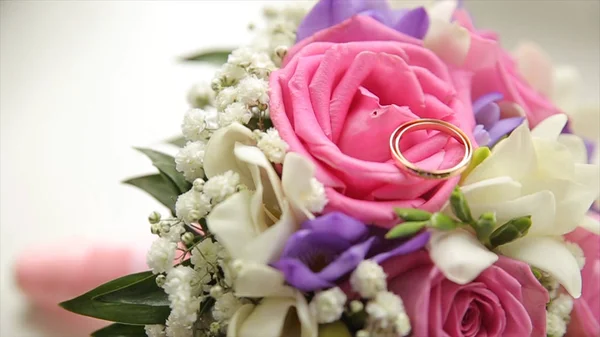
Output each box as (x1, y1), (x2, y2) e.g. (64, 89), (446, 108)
(513, 42), (554, 97)
(424, 20), (470, 67)
(465, 123), (535, 185)
(282, 152), (317, 221)
(427, 0), (457, 21)
(499, 236), (582, 298)
(532, 137), (575, 181)
(552, 65), (582, 114)
(558, 134), (589, 164)
(460, 176), (522, 206)
(238, 293), (317, 337)
(228, 304), (255, 337)
(207, 190), (259, 260)
(580, 214), (600, 235)
(569, 105), (600, 141)
(234, 263), (294, 298)
(428, 229), (498, 285)
(531, 114), (569, 140)
(204, 123), (255, 187)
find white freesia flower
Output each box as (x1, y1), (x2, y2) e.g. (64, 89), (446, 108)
(205, 123), (325, 264)
(430, 115), (599, 298)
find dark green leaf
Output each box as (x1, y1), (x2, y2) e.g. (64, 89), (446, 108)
(135, 148), (191, 194)
(123, 174), (179, 215)
(166, 136), (187, 148)
(181, 49), (233, 64)
(385, 221), (428, 239)
(60, 271), (170, 325)
(91, 323), (146, 337)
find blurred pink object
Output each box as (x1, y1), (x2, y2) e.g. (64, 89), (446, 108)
(14, 241), (149, 335)
(565, 223), (600, 337)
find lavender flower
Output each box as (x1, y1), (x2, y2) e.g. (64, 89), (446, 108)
(272, 212), (430, 292)
(297, 0), (429, 41)
(472, 92), (525, 147)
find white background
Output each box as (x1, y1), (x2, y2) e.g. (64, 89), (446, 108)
(1, 1), (598, 336)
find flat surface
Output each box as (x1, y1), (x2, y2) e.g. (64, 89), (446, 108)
(1, 1), (598, 336)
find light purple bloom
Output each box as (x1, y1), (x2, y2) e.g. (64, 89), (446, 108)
(472, 92), (525, 147)
(297, 0), (429, 42)
(272, 212), (430, 292)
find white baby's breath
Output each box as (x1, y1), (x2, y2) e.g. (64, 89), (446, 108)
(309, 287), (347, 324)
(215, 86), (239, 111)
(203, 171), (241, 204)
(191, 238), (221, 268)
(212, 291), (244, 323)
(548, 293), (574, 320)
(175, 189), (212, 225)
(350, 260), (387, 299)
(255, 128), (288, 164)
(145, 325), (166, 337)
(546, 311), (567, 337)
(147, 238), (177, 274)
(236, 76), (269, 107)
(304, 178), (327, 213)
(175, 141), (207, 182)
(219, 102), (252, 127)
(365, 292), (411, 337)
(186, 82), (215, 109)
(181, 109), (219, 142)
(162, 222), (186, 243)
(164, 266), (203, 336)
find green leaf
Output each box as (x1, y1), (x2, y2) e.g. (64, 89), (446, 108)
(91, 324), (147, 337)
(123, 174), (179, 215)
(429, 212), (457, 230)
(394, 208), (432, 221)
(181, 49), (233, 65)
(166, 136), (187, 148)
(135, 148), (191, 194)
(385, 221), (428, 239)
(318, 321), (352, 337)
(489, 216), (532, 248)
(449, 187), (474, 224)
(60, 271), (171, 325)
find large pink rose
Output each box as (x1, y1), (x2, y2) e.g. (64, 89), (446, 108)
(565, 225), (600, 337)
(269, 16), (477, 227)
(454, 10), (561, 127)
(380, 250), (549, 337)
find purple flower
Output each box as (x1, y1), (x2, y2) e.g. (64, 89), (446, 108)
(297, 0), (429, 41)
(472, 92), (525, 147)
(271, 212), (430, 292)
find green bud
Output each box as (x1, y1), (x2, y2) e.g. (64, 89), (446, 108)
(460, 146), (491, 184)
(449, 187), (474, 224)
(318, 321), (352, 337)
(429, 212), (457, 230)
(181, 232), (195, 245)
(394, 208), (432, 221)
(489, 216), (532, 248)
(148, 211), (161, 224)
(155, 274), (166, 287)
(474, 212), (496, 247)
(385, 221), (428, 239)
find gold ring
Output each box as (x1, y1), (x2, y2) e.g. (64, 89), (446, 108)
(389, 119), (473, 180)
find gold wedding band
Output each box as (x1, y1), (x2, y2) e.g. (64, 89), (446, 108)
(389, 119), (473, 180)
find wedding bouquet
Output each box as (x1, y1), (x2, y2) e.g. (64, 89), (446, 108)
(60, 1), (600, 337)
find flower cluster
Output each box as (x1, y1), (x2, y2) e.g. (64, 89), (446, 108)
(61, 1), (600, 337)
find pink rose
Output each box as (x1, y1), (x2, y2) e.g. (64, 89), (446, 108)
(270, 16), (477, 227)
(381, 250), (549, 337)
(454, 9), (561, 127)
(565, 225), (600, 337)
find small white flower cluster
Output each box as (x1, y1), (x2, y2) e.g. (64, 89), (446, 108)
(254, 128), (289, 164)
(350, 260), (411, 337)
(305, 178), (328, 213)
(309, 287), (347, 324)
(181, 108), (219, 143)
(546, 294), (574, 337)
(144, 325), (166, 337)
(175, 141), (207, 182)
(163, 266), (204, 337)
(147, 213), (189, 275)
(186, 82), (215, 109)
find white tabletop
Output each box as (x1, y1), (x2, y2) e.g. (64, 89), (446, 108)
(1, 1), (598, 336)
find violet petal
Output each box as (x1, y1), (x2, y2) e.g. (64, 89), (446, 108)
(474, 102), (501, 129)
(584, 139), (596, 164)
(301, 212), (368, 242)
(392, 7), (430, 39)
(472, 92), (503, 115)
(296, 0), (373, 41)
(473, 124), (491, 147)
(371, 231), (431, 264)
(280, 230), (352, 259)
(318, 237), (377, 281)
(487, 117), (526, 147)
(271, 258), (334, 292)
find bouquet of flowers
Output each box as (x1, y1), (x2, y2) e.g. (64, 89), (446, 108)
(60, 1), (600, 337)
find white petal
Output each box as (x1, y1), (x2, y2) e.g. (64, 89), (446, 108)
(282, 152), (317, 221)
(580, 215), (600, 235)
(551, 65), (582, 113)
(428, 229), (498, 284)
(499, 236), (582, 298)
(424, 20), (470, 67)
(427, 0), (458, 22)
(513, 42), (554, 97)
(207, 190), (258, 260)
(465, 123), (535, 185)
(460, 176), (522, 206)
(204, 123), (255, 187)
(569, 105), (600, 141)
(558, 134), (588, 164)
(531, 114), (569, 140)
(228, 304), (255, 337)
(234, 263), (294, 298)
